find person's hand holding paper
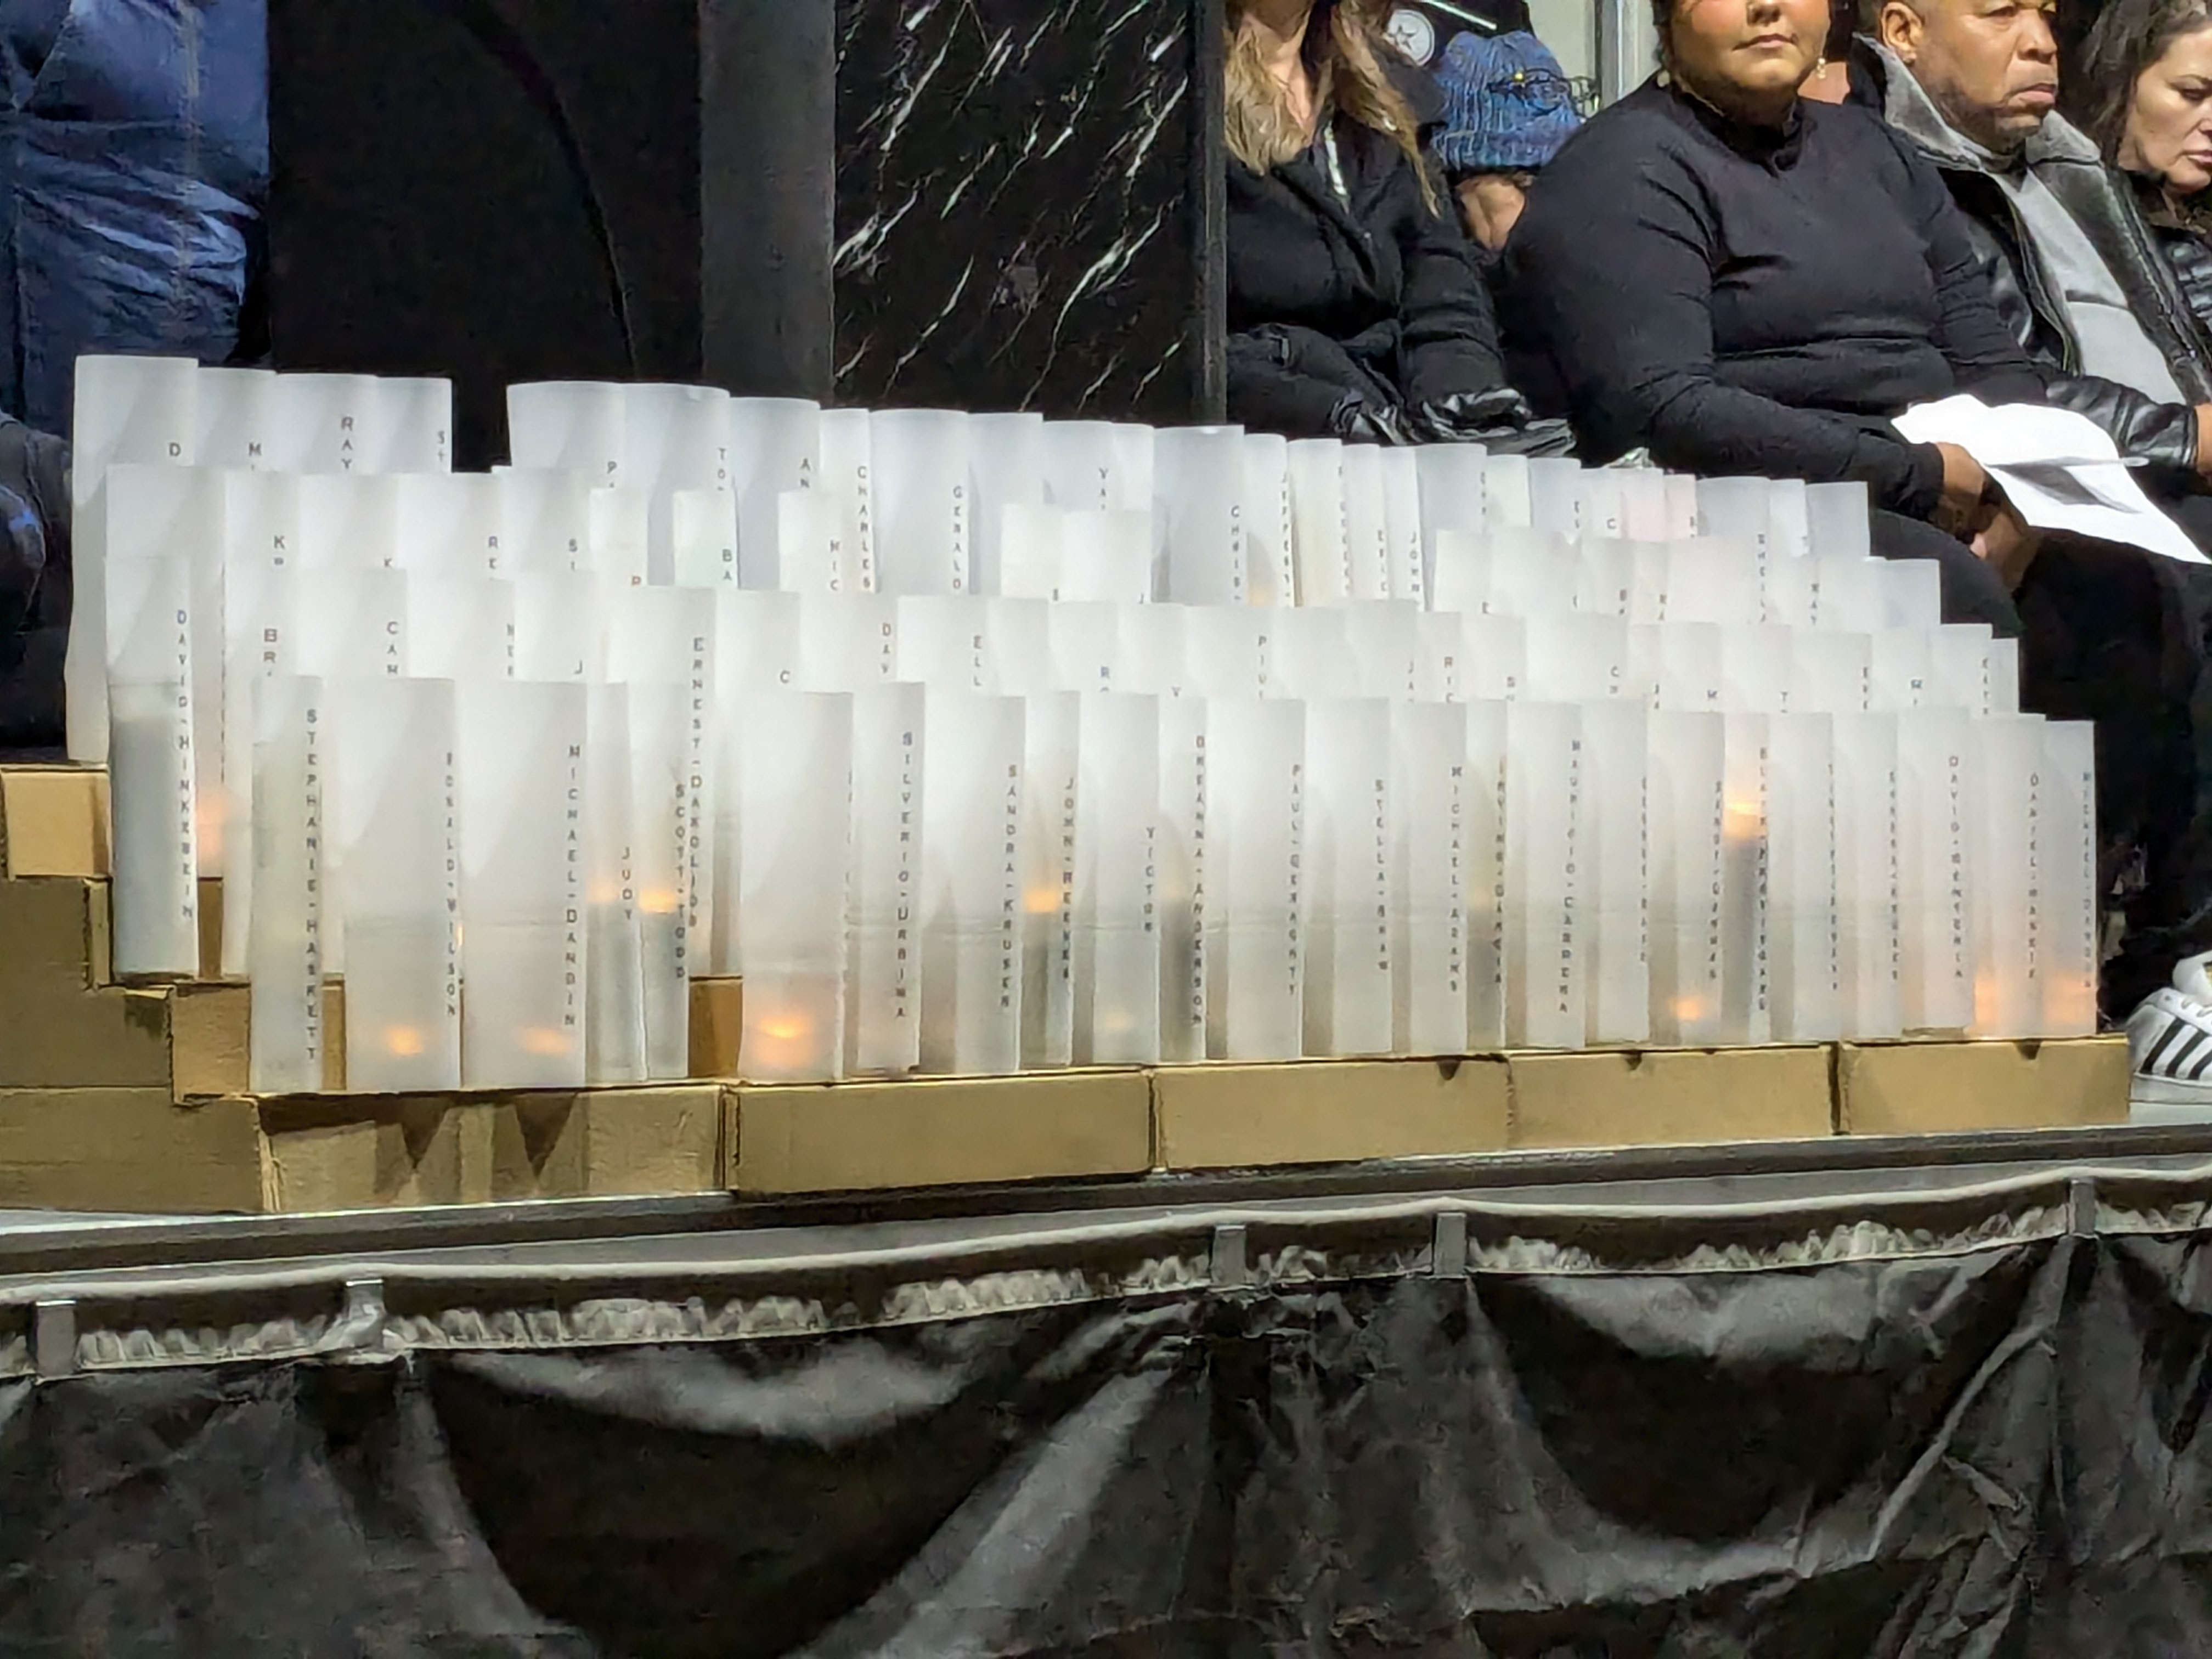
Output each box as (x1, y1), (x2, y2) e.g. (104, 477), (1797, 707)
(1894, 394), (2208, 565)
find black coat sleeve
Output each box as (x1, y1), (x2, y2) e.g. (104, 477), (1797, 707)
(1393, 154), (1516, 407)
(1503, 154), (1948, 516)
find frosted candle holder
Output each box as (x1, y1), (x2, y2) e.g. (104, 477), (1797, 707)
(982, 597), (1054, 696)
(1663, 474), (1701, 538)
(627, 681), (692, 1076)
(1767, 713), (1841, 1042)
(1619, 470), (1672, 541)
(1719, 712), (1773, 1046)
(583, 682), (648, 1086)
(1062, 509), (1155, 604)
(219, 567), (301, 978)
(2039, 721), (2098, 1037)
(1986, 637), (2022, 714)
(1184, 606), (1269, 700)
(1465, 700), (1510, 1047)
(1929, 624), (1996, 712)
(607, 586), (719, 970)
(1431, 529), (1489, 617)
(458, 679), (590, 1089)
(1524, 613), (1631, 704)
(777, 488), (847, 595)
(1463, 614), (1528, 702)
(492, 468), (591, 578)
(798, 591), (899, 691)
(726, 397), (821, 589)
(1528, 458), (1583, 538)
(1392, 701), (1470, 1054)
(269, 372), (383, 475)
(1303, 698), (1396, 1057)
(1579, 468), (1626, 541)
(1075, 693), (1164, 1065)
(920, 691), (1026, 1075)
(1788, 629), (1872, 715)
(1805, 481), (1872, 560)
(1581, 698), (1652, 1044)
(1505, 701), (1583, 1048)
(848, 682), (927, 1076)
(999, 503), (1065, 601)
(1387, 445), (1440, 600)
(1664, 537), (1762, 625)
(1870, 628), (1932, 712)
(585, 486), (650, 586)
(407, 575), (515, 682)
(818, 408), (877, 593)
(1347, 601), (1420, 699)
(968, 411), (1045, 602)
(1647, 709), (1727, 1045)
(375, 378), (454, 474)
(1812, 558), (1886, 632)
(1039, 420), (1120, 513)
(1156, 694), (1210, 1063)
(295, 567), (410, 681)
(333, 676), (462, 1093)
(393, 473), (498, 577)
(1244, 435), (1297, 607)
(296, 475), (399, 571)
(714, 591), (803, 710)
(1878, 560), (1944, 629)
(1272, 606), (1358, 699)
(106, 556), (200, 976)
(1020, 691), (1082, 1069)
(1121, 602), (1190, 698)
(1483, 529), (1577, 618)
(1206, 697), (1307, 1062)
(1414, 444), (1487, 535)
(672, 488), (740, 588)
(196, 366), (278, 470)
(894, 595), (985, 691)
(514, 573), (607, 684)
(247, 674), (327, 1094)
(1720, 623), (1793, 714)
(1767, 479), (1812, 559)
(1340, 447), (1395, 603)
(732, 690), (853, 1083)
(872, 409), (972, 595)
(1483, 453), (1533, 529)
(1897, 708), (1976, 1032)
(67, 354), (200, 763)
(1574, 538), (1638, 618)
(1832, 712), (1903, 1040)
(1416, 612), (1465, 702)
(117, 465), (225, 878)
(507, 381), (627, 481)
(1652, 620), (1724, 712)
(1696, 477), (1773, 560)
(1158, 427), (1250, 606)
(1288, 438), (1351, 607)
(1108, 425), (1156, 511)
(1967, 714), (2045, 1039)
(1047, 601), (1122, 694)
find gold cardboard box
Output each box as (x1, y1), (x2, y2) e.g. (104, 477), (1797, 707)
(1837, 1036), (2130, 1136)
(1150, 1057), (1511, 1172)
(0, 766), (108, 879)
(493, 1086), (725, 1200)
(1509, 1045), (1837, 1150)
(727, 1069), (1152, 1194)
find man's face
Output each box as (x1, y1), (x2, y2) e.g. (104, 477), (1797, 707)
(1882, 0), (2061, 152)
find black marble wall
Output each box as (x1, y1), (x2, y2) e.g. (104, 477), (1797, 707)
(834, 0), (1223, 423)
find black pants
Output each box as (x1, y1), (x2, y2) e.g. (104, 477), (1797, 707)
(1872, 509), (2212, 1017)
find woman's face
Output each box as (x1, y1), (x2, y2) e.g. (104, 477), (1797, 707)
(2125, 25), (2212, 195)
(1668, 0), (1830, 112)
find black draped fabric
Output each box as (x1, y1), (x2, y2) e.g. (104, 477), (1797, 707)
(10, 1237), (2212, 1653)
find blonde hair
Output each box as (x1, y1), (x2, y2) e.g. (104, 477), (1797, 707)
(1224, 0), (1438, 208)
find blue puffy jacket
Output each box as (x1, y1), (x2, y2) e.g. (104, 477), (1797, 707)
(0, 0), (267, 433)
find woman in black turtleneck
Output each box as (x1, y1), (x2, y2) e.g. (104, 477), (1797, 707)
(1496, 0), (2212, 1026)
(1492, 0), (2044, 628)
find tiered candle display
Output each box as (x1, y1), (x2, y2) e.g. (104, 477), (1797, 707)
(76, 358), (2102, 1094)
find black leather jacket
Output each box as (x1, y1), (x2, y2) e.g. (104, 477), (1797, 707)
(2134, 174), (2212, 345)
(1854, 41), (2212, 489)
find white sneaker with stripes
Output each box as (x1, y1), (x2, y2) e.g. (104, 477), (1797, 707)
(2129, 953), (2212, 1119)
